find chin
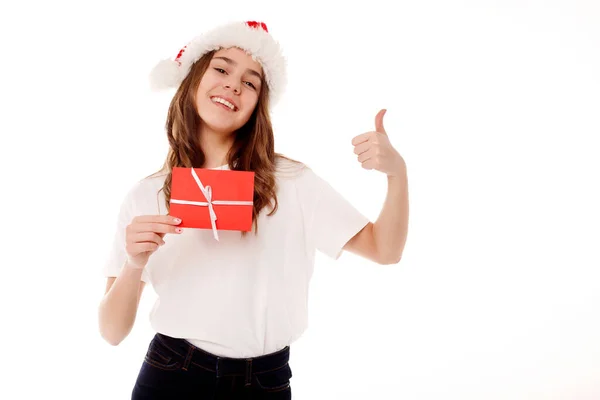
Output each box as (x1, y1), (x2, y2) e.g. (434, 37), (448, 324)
(206, 119), (240, 134)
(197, 110), (238, 133)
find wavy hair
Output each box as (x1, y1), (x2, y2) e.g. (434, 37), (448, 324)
(148, 49), (303, 236)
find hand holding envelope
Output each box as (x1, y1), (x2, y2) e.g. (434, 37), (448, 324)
(168, 167), (255, 241)
(125, 215), (184, 269)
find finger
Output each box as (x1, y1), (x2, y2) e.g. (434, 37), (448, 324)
(351, 132), (372, 146)
(357, 148), (376, 163)
(361, 158), (378, 170)
(129, 222), (182, 235)
(126, 241), (160, 256)
(353, 142), (371, 155)
(133, 215), (182, 225)
(375, 109), (387, 135)
(131, 232), (165, 246)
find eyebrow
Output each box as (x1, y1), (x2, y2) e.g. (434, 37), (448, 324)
(212, 56), (263, 81)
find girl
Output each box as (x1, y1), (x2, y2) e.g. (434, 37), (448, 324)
(98, 20), (409, 400)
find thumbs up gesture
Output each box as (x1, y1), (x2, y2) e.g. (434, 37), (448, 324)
(351, 109), (406, 176)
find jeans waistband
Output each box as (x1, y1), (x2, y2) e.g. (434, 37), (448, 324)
(155, 333), (290, 377)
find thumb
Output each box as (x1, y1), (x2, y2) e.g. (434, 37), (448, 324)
(375, 109), (387, 134)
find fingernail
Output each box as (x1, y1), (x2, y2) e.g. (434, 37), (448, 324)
(174, 218), (181, 223)
(176, 228), (183, 233)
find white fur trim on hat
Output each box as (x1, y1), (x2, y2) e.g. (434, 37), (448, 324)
(149, 21), (287, 106)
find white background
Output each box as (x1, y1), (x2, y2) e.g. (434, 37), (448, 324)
(1, 0), (599, 399)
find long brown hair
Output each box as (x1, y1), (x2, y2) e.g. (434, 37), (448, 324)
(148, 48), (303, 236)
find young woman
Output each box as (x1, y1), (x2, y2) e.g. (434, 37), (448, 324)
(98, 20), (409, 399)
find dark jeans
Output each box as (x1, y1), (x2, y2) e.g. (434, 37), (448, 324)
(131, 333), (293, 399)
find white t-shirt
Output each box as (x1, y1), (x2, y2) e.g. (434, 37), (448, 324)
(102, 158), (370, 358)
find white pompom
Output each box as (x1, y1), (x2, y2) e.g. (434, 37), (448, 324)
(149, 59), (183, 91)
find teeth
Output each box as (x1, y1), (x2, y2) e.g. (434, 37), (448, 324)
(212, 97), (235, 110)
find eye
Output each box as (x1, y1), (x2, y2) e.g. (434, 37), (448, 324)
(214, 68), (226, 74)
(244, 81), (256, 89)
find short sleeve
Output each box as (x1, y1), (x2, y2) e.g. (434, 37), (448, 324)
(302, 168), (370, 260)
(101, 185), (151, 283)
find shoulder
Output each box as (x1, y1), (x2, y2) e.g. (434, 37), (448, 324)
(131, 171), (168, 197)
(275, 155), (326, 194)
(120, 171), (169, 213)
(274, 155), (307, 178)
(274, 154), (323, 183)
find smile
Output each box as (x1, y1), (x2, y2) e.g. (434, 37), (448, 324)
(211, 97), (238, 111)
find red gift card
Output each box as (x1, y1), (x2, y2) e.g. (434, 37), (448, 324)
(169, 167), (255, 240)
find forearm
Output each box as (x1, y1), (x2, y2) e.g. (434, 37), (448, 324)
(98, 262), (144, 346)
(373, 164), (409, 264)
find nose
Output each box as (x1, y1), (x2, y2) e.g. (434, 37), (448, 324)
(224, 80), (241, 95)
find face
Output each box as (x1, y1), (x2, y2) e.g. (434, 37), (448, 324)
(195, 47), (263, 135)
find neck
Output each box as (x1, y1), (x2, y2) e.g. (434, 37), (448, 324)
(198, 124), (236, 168)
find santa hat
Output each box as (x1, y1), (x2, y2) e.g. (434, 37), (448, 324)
(149, 21), (287, 106)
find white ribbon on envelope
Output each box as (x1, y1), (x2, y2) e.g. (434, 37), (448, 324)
(170, 168), (253, 241)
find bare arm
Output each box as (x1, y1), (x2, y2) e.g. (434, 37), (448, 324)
(98, 214), (182, 345)
(344, 165), (409, 264)
(98, 262), (146, 346)
(345, 110), (409, 265)
(372, 171), (409, 263)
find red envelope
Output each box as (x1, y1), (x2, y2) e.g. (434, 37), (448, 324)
(169, 167), (255, 234)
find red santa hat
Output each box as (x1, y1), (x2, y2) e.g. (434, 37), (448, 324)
(149, 20), (287, 106)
